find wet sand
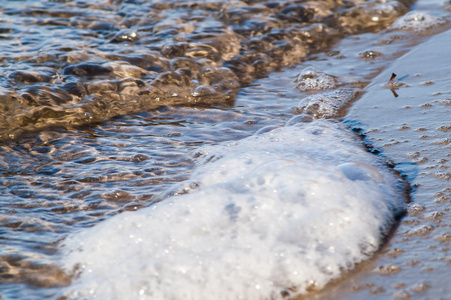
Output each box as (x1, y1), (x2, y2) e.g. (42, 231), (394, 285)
(300, 22), (451, 300)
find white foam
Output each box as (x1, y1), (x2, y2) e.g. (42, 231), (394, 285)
(294, 67), (337, 91)
(391, 11), (448, 32)
(297, 89), (356, 118)
(59, 120), (405, 300)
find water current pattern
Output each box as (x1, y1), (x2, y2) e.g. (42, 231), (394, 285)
(0, 0), (414, 140)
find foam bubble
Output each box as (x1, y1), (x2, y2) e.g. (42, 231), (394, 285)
(297, 89), (356, 118)
(294, 67), (338, 91)
(391, 11), (448, 32)
(59, 120), (405, 300)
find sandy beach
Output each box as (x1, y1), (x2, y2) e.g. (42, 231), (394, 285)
(299, 18), (451, 300)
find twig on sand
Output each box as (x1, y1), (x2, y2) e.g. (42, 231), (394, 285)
(388, 73), (397, 84)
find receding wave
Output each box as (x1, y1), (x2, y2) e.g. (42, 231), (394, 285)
(0, 0), (413, 140)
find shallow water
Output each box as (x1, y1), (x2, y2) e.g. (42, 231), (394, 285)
(0, 0), (415, 141)
(1, 0), (450, 299)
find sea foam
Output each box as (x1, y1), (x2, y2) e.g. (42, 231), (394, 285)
(391, 11), (448, 32)
(60, 120), (405, 300)
(294, 67), (338, 91)
(297, 89), (357, 118)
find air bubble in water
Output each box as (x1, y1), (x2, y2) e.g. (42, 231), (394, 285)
(294, 67), (337, 91)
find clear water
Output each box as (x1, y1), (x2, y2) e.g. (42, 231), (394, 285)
(1, 0), (450, 298)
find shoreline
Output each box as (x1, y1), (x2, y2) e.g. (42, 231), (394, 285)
(300, 23), (451, 300)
